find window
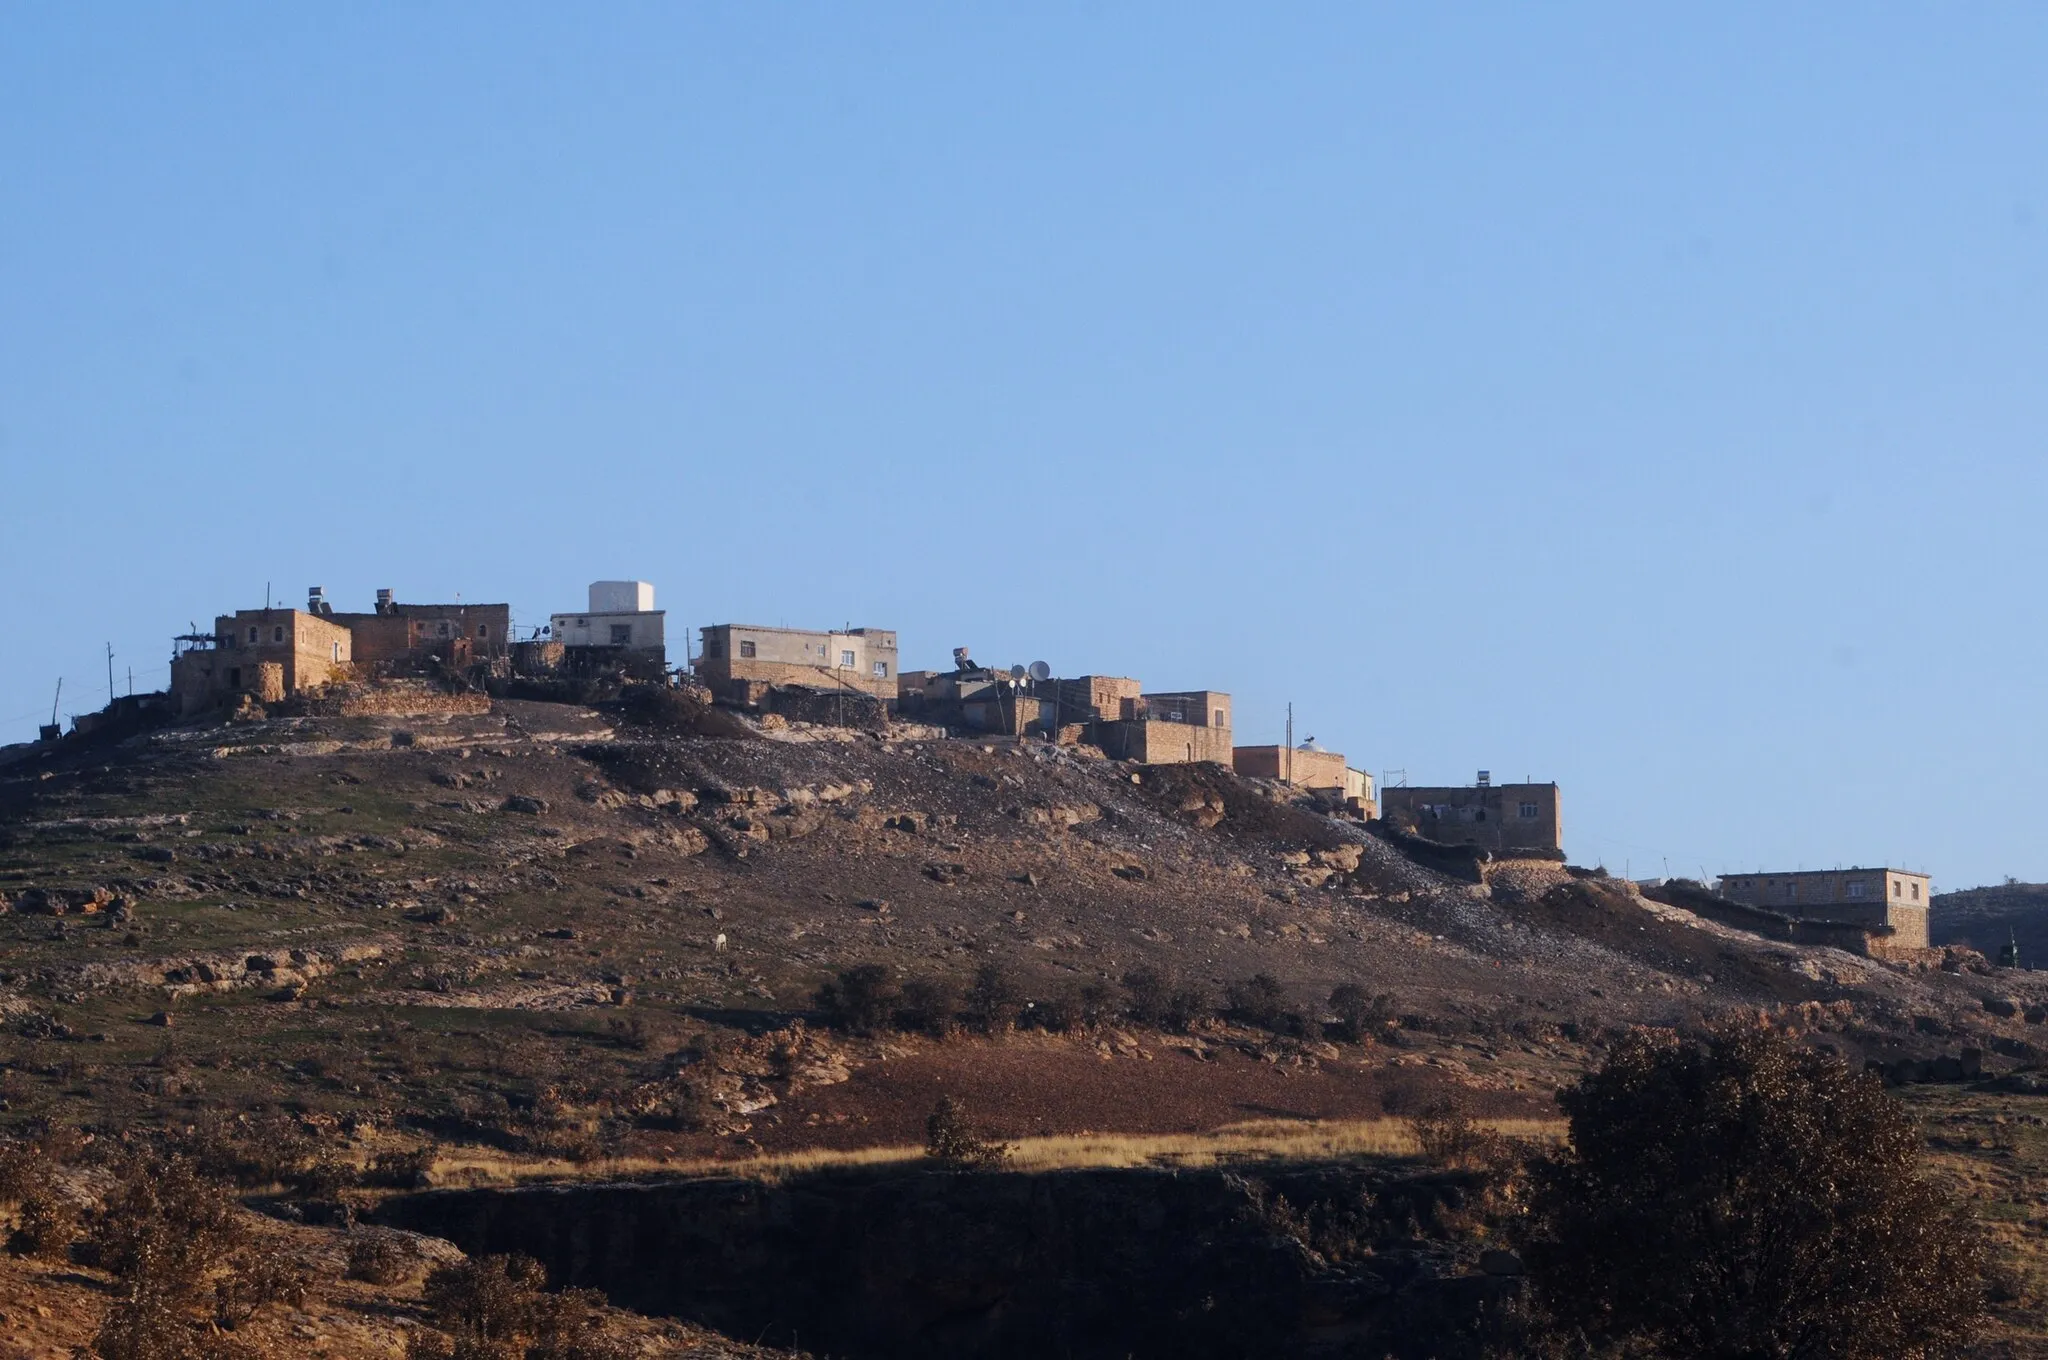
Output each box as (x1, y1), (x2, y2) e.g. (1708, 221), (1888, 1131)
(1786, 882), (1798, 902)
(1911, 881), (1920, 900)
(1214, 708), (1225, 726)
(1518, 802), (1539, 818)
(873, 661), (888, 678)
(706, 638), (723, 659)
(247, 626), (259, 644)
(477, 624), (488, 638)
(1893, 880), (1902, 898)
(437, 622), (450, 638)
(1848, 881), (1866, 899)
(610, 624), (632, 645)
(739, 640), (757, 659)
(272, 626), (285, 643)
(227, 667), (241, 688)
(331, 642), (341, 663)
(839, 650), (855, 668)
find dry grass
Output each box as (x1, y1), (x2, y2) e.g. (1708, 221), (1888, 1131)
(416, 1116), (1567, 1187)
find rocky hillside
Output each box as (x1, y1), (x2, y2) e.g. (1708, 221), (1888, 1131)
(1, 695), (2043, 1154)
(1935, 880), (2048, 967)
(9, 693), (2048, 1356)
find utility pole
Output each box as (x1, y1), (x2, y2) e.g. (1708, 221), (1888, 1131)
(1285, 702), (1294, 787)
(50, 678), (62, 727)
(106, 643), (115, 705)
(127, 666), (134, 697)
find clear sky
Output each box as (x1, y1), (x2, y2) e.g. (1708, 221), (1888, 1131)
(3, 6), (2044, 888)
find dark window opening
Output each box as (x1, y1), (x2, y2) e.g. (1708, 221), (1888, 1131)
(610, 624), (632, 645)
(740, 640), (757, 659)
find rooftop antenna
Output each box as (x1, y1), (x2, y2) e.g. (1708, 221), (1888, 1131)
(51, 677), (62, 727)
(106, 642), (115, 705)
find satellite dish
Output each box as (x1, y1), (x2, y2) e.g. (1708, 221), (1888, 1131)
(1028, 660), (1051, 682)
(1008, 664), (1028, 681)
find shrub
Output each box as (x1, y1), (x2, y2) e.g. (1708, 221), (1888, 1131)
(366, 1146), (437, 1190)
(1121, 967), (1172, 1026)
(1520, 1025), (1986, 1359)
(89, 1154), (248, 1299)
(814, 964), (898, 1034)
(1161, 985), (1211, 1034)
(410, 1253), (633, 1360)
(963, 962), (1023, 1034)
(1040, 982), (1113, 1033)
(86, 1150), (307, 1357)
(345, 1230), (423, 1285)
(1224, 973), (1286, 1028)
(897, 976), (961, 1036)
(8, 1192), (80, 1260)
(924, 1095), (1010, 1170)
(1327, 984), (1396, 1043)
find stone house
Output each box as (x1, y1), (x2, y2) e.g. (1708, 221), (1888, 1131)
(696, 624), (898, 703)
(1716, 868), (1931, 951)
(170, 607), (354, 715)
(1234, 742), (1377, 817)
(1380, 776), (1562, 854)
(326, 587), (511, 668)
(1052, 676), (1143, 724)
(1093, 689), (1233, 765)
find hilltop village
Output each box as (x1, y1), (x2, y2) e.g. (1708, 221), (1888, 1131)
(22, 577), (1944, 964)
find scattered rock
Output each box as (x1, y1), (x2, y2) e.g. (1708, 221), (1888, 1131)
(1112, 864), (1149, 882)
(500, 795), (548, 815)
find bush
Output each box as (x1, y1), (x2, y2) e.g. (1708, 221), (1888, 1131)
(8, 1192), (80, 1260)
(1520, 1025), (1986, 1359)
(345, 1230), (423, 1285)
(963, 962), (1023, 1034)
(86, 1150), (307, 1357)
(366, 1146), (437, 1190)
(897, 976), (961, 1037)
(1224, 973), (1286, 1028)
(1122, 967), (1172, 1026)
(410, 1253), (632, 1360)
(815, 964), (898, 1034)
(1040, 982), (1113, 1033)
(924, 1095), (1010, 1170)
(1327, 984), (1396, 1043)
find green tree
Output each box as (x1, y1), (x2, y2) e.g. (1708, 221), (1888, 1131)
(1521, 1025), (1985, 1360)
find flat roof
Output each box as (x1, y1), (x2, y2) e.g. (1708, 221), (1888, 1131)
(699, 623), (882, 637)
(1722, 867), (1929, 879)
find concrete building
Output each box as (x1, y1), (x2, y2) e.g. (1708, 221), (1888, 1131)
(1094, 689), (1233, 765)
(1717, 868), (1931, 951)
(1052, 676), (1143, 724)
(170, 607), (355, 715)
(1380, 775), (1562, 854)
(1140, 690), (1231, 731)
(696, 624), (898, 702)
(1234, 741), (1377, 817)
(327, 587), (511, 668)
(550, 581), (666, 657)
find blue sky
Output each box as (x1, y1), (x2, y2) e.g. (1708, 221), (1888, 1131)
(3, 6), (2044, 888)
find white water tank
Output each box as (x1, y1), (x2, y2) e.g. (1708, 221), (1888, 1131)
(588, 580), (655, 613)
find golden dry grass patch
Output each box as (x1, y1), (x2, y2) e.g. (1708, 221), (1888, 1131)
(416, 1115), (1567, 1188)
